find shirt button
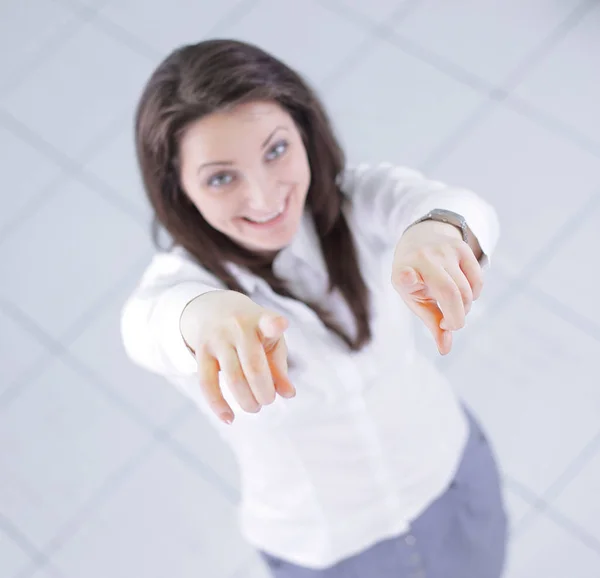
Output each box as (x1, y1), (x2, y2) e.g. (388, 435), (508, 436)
(410, 552), (422, 565)
(405, 534), (417, 547)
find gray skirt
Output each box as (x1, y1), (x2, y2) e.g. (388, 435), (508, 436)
(260, 410), (508, 578)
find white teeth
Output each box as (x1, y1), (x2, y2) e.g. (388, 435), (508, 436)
(247, 204), (285, 224)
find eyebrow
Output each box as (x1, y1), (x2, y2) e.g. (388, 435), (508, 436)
(261, 125), (288, 148)
(196, 126), (289, 174)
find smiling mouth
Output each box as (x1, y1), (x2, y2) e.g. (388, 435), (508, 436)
(243, 196), (289, 225)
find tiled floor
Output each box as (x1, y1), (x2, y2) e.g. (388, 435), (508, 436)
(1, 0), (600, 576)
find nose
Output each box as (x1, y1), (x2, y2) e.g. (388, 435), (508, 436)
(245, 172), (278, 211)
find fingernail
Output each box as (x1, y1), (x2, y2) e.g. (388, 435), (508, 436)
(220, 412), (234, 425)
(282, 389), (296, 399)
(440, 320), (448, 330)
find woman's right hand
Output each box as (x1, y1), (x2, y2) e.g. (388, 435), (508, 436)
(179, 291), (295, 424)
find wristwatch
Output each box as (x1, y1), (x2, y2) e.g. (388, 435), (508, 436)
(409, 209), (470, 244)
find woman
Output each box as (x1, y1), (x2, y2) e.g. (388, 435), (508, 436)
(122, 39), (507, 578)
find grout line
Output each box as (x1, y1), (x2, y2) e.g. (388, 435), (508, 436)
(86, 0), (261, 67)
(524, 283), (600, 344)
(541, 507), (600, 556)
(0, 0), (99, 100)
(0, 108), (148, 246)
(0, 299), (63, 358)
(415, 0), (599, 173)
(504, 94), (600, 158)
(0, 110), (79, 173)
(0, 512), (48, 569)
(55, 250), (151, 345)
(419, 98), (498, 173)
(317, 0), (421, 31)
(317, 0), (460, 96)
(320, 35), (382, 94)
(384, 33), (500, 98)
(0, 300), (65, 409)
(538, 429), (600, 510)
(208, 0), (263, 36)
(502, 0), (597, 92)
(38, 438), (159, 566)
(504, 474), (600, 556)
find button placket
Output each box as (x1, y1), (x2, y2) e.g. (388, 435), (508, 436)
(404, 532), (427, 578)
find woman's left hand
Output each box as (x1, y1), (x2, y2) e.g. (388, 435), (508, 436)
(391, 220), (483, 355)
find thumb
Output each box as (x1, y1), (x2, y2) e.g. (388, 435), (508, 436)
(258, 312), (288, 343)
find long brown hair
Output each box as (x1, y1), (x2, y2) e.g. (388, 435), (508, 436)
(135, 39), (372, 350)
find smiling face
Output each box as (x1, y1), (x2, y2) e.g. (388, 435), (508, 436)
(178, 100), (311, 253)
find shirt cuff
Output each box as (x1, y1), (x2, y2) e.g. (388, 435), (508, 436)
(153, 282), (221, 376)
(404, 193), (500, 268)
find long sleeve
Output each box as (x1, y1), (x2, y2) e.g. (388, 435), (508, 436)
(120, 248), (224, 378)
(338, 163), (500, 262)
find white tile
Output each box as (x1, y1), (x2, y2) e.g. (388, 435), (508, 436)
(0, 0), (79, 96)
(393, 0), (578, 86)
(99, 0), (242, 56)
(444, 289), (600, 496)
(431, 104), (600, 275)
(0, 177), (150, 339)
(0, 529), (31, 578)
(1, 21), (154, 161)
(0, 307), (52, 396)
(504, 484), (536, 531)
(232, 555), (271, 578)
(0, 357), (150, 548)
(220, 0), (370, 87)
(169, 410), (241, 491)
(324, 38), (483, 168)
(314, 0), (411, 25)
(505, 511), (600, 578)
(551, 447), (600, 541)
(514, 3), (600, 147)
(68, 282), (189, 427)
(530, 202), (600, 328)
(28, 565), (63, 578)
(0, 125), (63, 234)
(83, 127), (151, 220)
(53, 444), (254, 578)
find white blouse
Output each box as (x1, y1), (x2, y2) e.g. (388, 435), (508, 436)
(121, 163), (500, 569)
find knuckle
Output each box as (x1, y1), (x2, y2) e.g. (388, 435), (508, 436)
(229, 315), (248, 336)
(472, 275), (484, 293)
(196, 340), (213, 357)
(246, 353), (266, 377)
(415, 246), (434, 262)
(439, 281), (459, 298)
(259, 387), (277, 405)
(456, 240), (470, 256)
(227, 369), (247, 388)
(240, 398), (261, 414)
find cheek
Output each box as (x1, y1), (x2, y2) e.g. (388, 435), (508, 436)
(282, 149), (311, 191)
(190, 194), (240, 228)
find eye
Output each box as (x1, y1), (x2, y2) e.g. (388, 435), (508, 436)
(265, 140), (288, 162)
(207, 172), (234, 188)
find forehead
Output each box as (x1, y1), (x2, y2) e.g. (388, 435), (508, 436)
(180, 101), (295, 159)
